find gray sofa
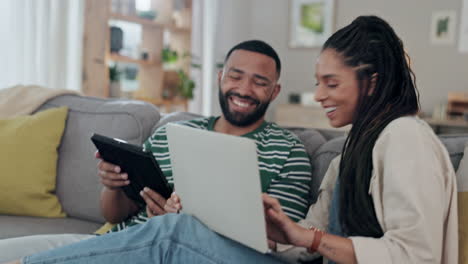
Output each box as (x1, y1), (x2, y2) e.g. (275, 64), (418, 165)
(1, 94), (467, 240)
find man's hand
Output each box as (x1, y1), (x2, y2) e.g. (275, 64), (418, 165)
(140, 187), (168, 217)
(96, 151), (130, 190)
(97, 151), (139, 223)
(164, 192), (182, 213)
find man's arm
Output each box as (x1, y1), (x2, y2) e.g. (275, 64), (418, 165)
(100, 186), (140, 223)
(267, 141), (312, 222)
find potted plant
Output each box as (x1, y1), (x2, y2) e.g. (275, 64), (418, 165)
(161, 50), (222, 101)
(109, 64), (121, 97)
(161, 47), (179, 70)
(176, 70), (195, 100)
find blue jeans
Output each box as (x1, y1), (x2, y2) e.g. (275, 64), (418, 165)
(23, 214), (287, 264)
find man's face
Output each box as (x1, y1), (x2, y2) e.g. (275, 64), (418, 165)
(218, 49), (280, 127)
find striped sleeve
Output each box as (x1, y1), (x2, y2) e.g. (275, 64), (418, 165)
(143, 118), (210, 188)
(144, 126), (175, 188)
(267, 141), (312, 222)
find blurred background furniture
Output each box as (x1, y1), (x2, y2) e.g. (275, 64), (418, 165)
(82, 0), (193, 112)
(424, 92), (468, 134)
(274, 104), (350, 135)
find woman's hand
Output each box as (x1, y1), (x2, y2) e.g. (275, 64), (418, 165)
(268, 239), (277, 251)
(262, 193), (313, 248)
(164, 192), (182, 213)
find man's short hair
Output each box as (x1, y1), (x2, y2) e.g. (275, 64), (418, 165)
(224, 40), (281, 79)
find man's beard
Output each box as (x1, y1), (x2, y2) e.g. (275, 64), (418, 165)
(218, 88), (270, 127)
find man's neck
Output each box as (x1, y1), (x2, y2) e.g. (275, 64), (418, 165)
(213, 116), (265, 136)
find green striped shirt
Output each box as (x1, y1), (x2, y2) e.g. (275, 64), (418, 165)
(109, 117), (312, 233)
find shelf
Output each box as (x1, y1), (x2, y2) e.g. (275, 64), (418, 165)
(108, 53), (157, 66)
(109, 12), (165, 28)
(448, 92), (468, 103)
(424, 117), (468, 127)
(82, 0), (193, 109)
(447, 92), (468, 115)
(166, 24), (191, 34)
(109, 12), (191, 33)
(163, 69), (180, 76)
(423, 117), (468, 134)
(275, 104), (350, 131)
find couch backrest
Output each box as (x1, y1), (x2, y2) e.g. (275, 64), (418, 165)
(154, 112), (331, 201)
(157, 113), (468, 204)
(439, 134), (468, 170)
(309, 134), (468, 203)
(42, 101), (465, 224)
(36, 95), (160, 223)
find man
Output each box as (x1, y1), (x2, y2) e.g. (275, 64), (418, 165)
(101, 40), (312, 233)
(2, 40), (312, 263)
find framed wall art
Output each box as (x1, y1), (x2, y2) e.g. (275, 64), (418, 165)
(289, 0), (335, 48)
(430, 10), (457, 45)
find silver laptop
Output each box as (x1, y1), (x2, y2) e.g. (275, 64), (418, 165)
(166, 123), (269, 253)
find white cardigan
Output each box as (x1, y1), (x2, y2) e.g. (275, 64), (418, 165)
(278, 116), (458, 264)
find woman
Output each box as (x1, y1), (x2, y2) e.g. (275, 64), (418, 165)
(262, 15), (458, 263)
(17, 15), (457, 264)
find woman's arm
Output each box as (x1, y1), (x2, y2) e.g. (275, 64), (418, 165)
(263, 194), (357, 264)
(266, 119), (457, 264)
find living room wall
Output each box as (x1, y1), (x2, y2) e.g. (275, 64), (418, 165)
(212, 0), (468, 121)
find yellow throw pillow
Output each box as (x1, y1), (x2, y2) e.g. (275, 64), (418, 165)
(458, 143), (468, 264)
(94, 222), (116, 235)
(0, 107), (68, 217)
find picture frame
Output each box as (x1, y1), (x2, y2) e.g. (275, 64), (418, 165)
(289, 0), (335, 48)
(430, 11), (457, 45)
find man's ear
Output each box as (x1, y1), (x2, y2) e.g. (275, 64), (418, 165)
(368, 73), (378, 96)
(217, 69), (223, 83)
(270, 84), (281, 102)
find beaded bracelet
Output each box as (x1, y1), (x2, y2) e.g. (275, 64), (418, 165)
(308, 227), (325, 253)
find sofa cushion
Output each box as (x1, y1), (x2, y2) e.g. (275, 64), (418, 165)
(439, 134), (468, 171)
(0, 215), (101, 239)
(309, 137), (346, 203)
(35, 95), (161, 223)
(152, 111), (203, 133)
(308, 134), (468, 203)
(286, 128), (327, 158)
(0, 107), (68, 218)
(457, 143), (468, 264)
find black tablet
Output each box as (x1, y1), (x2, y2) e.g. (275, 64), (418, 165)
(91, 133), (173, 205)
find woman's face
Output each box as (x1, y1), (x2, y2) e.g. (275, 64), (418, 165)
(314, 49), (361, 128)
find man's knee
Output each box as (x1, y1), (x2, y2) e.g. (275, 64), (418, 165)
(148, 213), (197, 236)
(150, 213), (193, 224)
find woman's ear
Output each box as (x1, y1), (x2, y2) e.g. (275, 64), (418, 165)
(368, 73), (378, 96)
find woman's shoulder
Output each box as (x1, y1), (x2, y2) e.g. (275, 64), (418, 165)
(379, 116), (433, 140)
(372, 115), (454, 181)
(383, 115), (428, 131)
(375, 115), (447, 155)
